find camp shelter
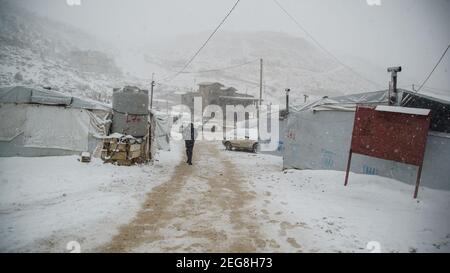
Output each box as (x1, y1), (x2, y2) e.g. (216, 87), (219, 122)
(0, 86), (111, 157)
(151, 110), (172, 151)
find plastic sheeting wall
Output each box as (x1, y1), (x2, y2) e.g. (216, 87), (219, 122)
(0, 104), (105, 157)
(23, 105), (89, 151)
(283, 110), (450, 191)
(0, 103), (26, 142)
(154, 114), (172, 151)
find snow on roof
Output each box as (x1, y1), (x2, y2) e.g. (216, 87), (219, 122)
(293, 89), (448, 114)
(0, 86), (110, 111)
(375, 105), (431, 116)
(198, 82), (224, 86)
(292, 90), (389, 112)
(403, 90), (450, 104)
(220, 86), (237, 92)
(219, 95), (258, 100)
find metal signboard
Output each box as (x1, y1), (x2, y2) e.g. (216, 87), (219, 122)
(344, 105), (431, 198)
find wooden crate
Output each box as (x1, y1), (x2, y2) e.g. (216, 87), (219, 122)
(101, 136), (149, 166)
(129, 144), (141, 152)
(110, 143), (127, 152)
(128, 150), (141, 160)
(110, 151), (127, 161)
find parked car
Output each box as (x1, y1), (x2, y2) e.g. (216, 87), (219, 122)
(222, 137), (258, 153)
(222, 128), (258, 153)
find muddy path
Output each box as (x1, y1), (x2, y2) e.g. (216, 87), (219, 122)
(101, 141), (268, 252)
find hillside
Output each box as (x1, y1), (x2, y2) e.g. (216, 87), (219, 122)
(130, 31), (385, 106)
(0, 1), (137, 103)
(0, 1), (387, 107)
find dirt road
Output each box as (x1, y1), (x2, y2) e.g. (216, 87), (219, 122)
(102, 141), (274, 252)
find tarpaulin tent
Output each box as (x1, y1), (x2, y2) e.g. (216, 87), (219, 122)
(0, 86), (111, 157)
(151, 110), (172, 151)
(283, 89), (450, 191)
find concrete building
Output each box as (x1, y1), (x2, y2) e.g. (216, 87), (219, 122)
(181, 82), (259, 115)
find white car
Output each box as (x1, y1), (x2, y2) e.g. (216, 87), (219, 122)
(222, 128), (258, 153)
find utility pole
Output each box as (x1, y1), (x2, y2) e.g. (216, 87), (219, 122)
(285, 88), (290, 115)
(150, 73), (155, 109)
(259, 59), (263, 107)
(387, 66), (401, 105)
(257, 58), (263, 141)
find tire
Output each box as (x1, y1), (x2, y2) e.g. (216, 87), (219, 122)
(225, 142), (233, 151)
(252, 143), (258, 153)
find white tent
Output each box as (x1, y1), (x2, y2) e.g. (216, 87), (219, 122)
(283, 89), (450, 191)
(0, 86), (111, 157)
(151, 110), (172, 151)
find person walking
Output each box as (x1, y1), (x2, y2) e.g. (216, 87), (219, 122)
(182, 123), (198, 165)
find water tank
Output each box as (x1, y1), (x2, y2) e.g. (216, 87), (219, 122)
(111, 86), (149, 137)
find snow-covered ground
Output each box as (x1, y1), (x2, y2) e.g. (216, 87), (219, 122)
(221, 145), (450, 253)
(0, 143), (182, 253)
(1, 140), (449, 253)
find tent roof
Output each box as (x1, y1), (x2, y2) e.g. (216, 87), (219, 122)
(292, 89), (449, 113)
(292, 89), (392, 112)
(402, 89), (450, 105)
(0, 86), (110, 111)
(290, 88), (450, 133)
(401, 90), (450, 133)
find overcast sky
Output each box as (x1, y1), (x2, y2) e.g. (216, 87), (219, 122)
(14, 0), (450, 91)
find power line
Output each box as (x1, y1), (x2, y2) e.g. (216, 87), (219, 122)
(415, 43), (450, 93)
(402, 83), (450, 93)
(401, 43), (450, 106)
(420, 85), (450, 93)
(161, 0), (241, 83)
(272, 0), (383, 88)
(179, 59), (259, 74)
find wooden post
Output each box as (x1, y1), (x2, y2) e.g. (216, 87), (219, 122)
(285, 88), (290, 115)
(259, 58), (263, 107)
(413, 164), (423, 199)
(344, 150), (353, 186)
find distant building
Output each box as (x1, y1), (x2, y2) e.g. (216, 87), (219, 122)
(181, 82), (259, 115)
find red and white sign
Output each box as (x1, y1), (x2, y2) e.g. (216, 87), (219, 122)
(344, 105), (431, 198)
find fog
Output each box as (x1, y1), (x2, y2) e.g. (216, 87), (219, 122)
(12, 0), (450, 92)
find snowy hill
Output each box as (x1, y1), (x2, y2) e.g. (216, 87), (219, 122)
(131, 31), (385, 106)
(0, 1), (387, 107)
(0, 1), (140, 103)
